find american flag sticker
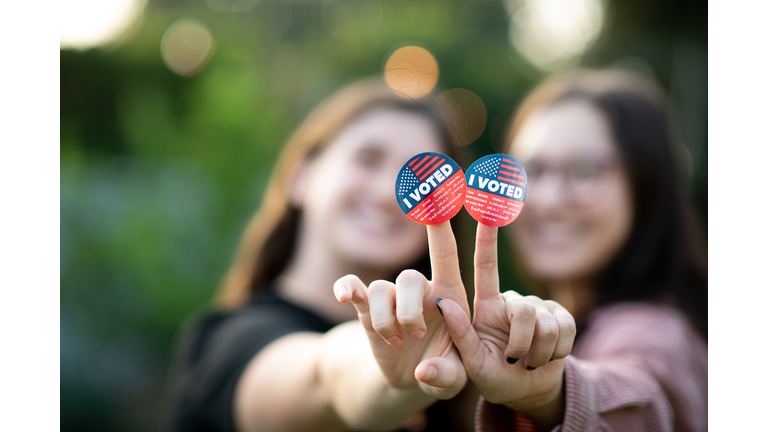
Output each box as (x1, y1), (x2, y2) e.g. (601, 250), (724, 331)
(463, 154), (528, 227)
(395, 152), (466, 225)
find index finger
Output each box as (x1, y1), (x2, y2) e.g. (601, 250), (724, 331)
(474, 223), (500, 300)
(426, 221), (463, 290)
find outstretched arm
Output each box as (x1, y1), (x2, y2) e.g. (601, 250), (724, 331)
(232, 320), (439, 432)
(232, 221), (470, 432)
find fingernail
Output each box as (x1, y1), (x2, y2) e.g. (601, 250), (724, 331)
(436, 297), (444, 316)
(386, 336), (401, 347)
(336, 284), (348, 299)
(506, 357), (518, 365)
(526, 366), (537, 371)
(420, 364), (438, 382)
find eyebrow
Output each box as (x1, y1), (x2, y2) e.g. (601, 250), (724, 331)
(356, 142), (387, 156)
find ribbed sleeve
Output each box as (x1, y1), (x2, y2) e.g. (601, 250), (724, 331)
(474, 303), (707, 432)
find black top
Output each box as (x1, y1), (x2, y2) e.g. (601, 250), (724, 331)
(163, 286), (472, 432)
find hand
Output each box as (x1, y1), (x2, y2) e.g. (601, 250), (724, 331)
(437, 224), (576, 428)
(333, 221), (470, 400)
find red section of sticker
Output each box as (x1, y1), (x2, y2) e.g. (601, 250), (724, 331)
(396, 152), (466, 225)
(464, 187), (524, 227)
(405, 171), (466, 225)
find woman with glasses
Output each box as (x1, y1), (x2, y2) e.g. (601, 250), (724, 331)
(481, 69), (707, 430)
(344, 69), (707, 431)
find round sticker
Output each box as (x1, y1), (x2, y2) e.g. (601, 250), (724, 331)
(395, 152), (466, 225)
(463, 154), (527, 227)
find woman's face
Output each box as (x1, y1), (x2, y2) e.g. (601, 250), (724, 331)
(507, 100), (634, 283)
(296, 108), (442, 272)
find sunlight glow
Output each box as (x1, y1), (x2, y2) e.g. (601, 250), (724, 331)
(60, 0), (147, 50)
(507, 0), (605, 72)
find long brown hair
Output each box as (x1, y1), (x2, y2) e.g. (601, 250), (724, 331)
(505, 69), (707, 335)
(215, 77), (460, 310)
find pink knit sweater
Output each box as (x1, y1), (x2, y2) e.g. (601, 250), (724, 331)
(475, 303), (708, 432)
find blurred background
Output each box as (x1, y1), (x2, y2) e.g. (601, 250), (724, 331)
(60, 0), (706, 430)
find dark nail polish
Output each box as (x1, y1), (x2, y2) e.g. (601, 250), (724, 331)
(436, 297), (444, 316)
(526, 366), (537, 371)
(506, 357), (518, 365)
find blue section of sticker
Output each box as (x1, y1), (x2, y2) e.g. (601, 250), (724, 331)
(465, 154), (527, 202)
(395, 152), (464, 221)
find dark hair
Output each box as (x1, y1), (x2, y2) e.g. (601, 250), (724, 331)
(216, 77), (462, 310)
(506, 70), (707, 336)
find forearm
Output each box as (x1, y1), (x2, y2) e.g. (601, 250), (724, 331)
(318, 321), (437, 431)
(501, 378), (564, 430)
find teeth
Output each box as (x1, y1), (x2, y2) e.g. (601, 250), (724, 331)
(354, 204), (397, 233)
(531, 223), (582, 244)
(535, 223), (576, 236)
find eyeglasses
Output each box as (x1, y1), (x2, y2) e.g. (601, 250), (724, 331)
(522, 154), (621, 204)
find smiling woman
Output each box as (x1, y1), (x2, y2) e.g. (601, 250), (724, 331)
(471, 69), (709, 431)
(162, 78), (474, 432)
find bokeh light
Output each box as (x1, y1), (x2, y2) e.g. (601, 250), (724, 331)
(161, 21), (215, 77)
(60, 0), (147, 50)
(384, 46), (439, 98)
(506, 0), (605, 72)
(435, 88), (487, 146)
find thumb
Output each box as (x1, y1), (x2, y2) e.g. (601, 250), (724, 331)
(415, 354), (467, 400)
(436, 297), (481, 365)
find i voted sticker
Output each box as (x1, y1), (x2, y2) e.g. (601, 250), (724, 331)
(464, 154), (527, 227)
(395, 152), (466, 225)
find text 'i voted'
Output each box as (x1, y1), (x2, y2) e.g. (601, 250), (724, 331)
(463, 154), (528, 227)
(395, 152), (466, 225)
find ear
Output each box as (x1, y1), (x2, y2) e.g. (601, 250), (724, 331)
(287, 158), (312, 208)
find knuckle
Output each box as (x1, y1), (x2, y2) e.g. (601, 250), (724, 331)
(475, 257), (498, 270)
(371, 317), (395, 336)
(396, 313), (423, 328)
(368, 280), (392, 295)
(558, 319), (577, 338)
(453, 319), (474, 341)
(538, 323), (559, 340)
(430, 245), (458, 262)
(397, 269), (426, 286)
(514, 302), (537, 320)
(509, 341), (531, 354)
(553, 345), (572, 358)
(524, 294), (543, 302)
(339, 274), (360, 284)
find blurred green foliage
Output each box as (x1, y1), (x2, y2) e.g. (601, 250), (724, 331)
(60, 0), (706, 430)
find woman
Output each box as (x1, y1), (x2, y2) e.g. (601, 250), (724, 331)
(163, 78), (476, 432)
(349, 69), (707, 431)
(496, 69), (708, 430)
